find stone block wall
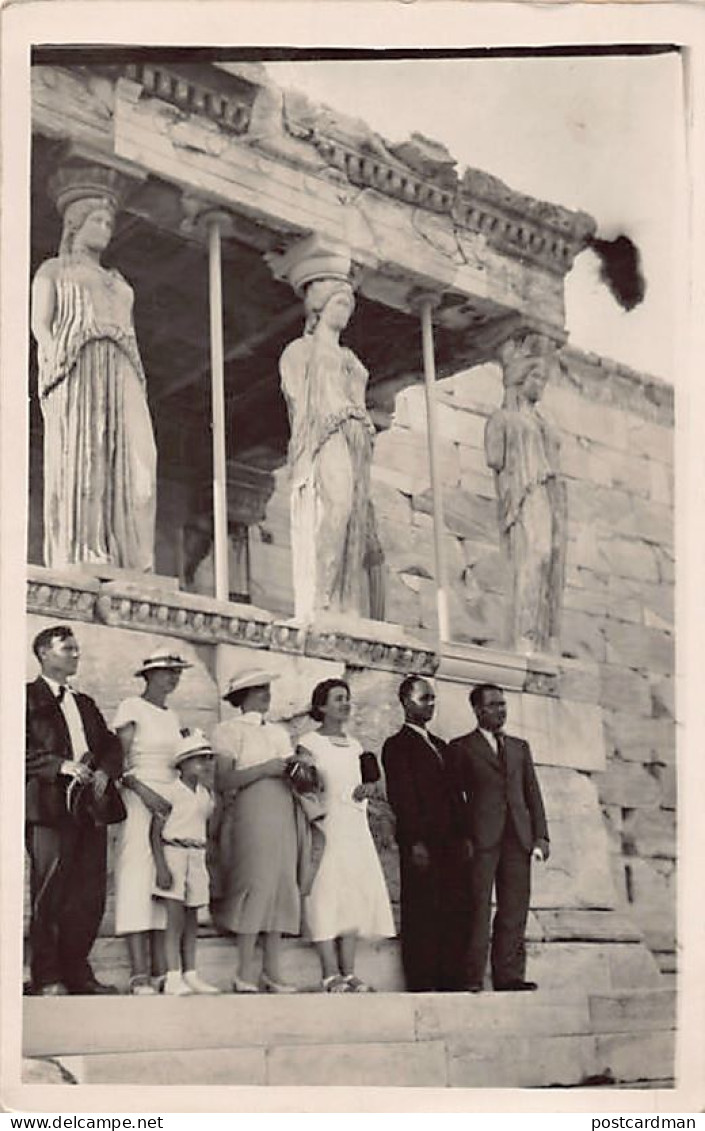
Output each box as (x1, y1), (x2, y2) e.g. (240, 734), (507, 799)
(24, 348), (675, 977)
(251, 346), (676, 972)
(376, 349), (675, 972)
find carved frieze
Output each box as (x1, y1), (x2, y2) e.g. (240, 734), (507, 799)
(26, 567), (438, 676)
(27, 573), (99, 622)
(123, 62), (253, 135)
(92, 589), (274, 649)
(305, 627), (439, 676)
(278, 94), (595, 276)
(114, 61), (595, 280)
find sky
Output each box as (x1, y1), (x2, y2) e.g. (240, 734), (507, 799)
(266, 54), (684, 384)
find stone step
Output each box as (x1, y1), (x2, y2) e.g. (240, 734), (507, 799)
(84, 933), (664, 998)
(588, 987), (676, 1032)
(56, 1041), (450, 1088)
(24, 994), (418, 1058)
(24, 990), (593, 1060)
(87, 935), (406, 994)
(23, 987), (676, 1088)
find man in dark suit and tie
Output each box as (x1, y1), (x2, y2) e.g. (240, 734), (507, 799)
(382, 675), (472, 992)
(448, 682), (549, 992)
(25, 625), (122, 995)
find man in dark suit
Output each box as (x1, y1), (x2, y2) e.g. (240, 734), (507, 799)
(382, 675), (472, 992)
(448, 682), (549, 992)
(25, 625), (122, 995)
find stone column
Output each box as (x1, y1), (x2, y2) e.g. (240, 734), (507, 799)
(484, 329), (568, 654)
(267, 234), (384, 623)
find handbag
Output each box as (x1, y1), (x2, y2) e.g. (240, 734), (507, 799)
(359, 750), (381, 785)
(285, 746), (322, 795)
(67, 776), (127, 826)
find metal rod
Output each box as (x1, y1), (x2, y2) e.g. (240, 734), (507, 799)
(208, 216), (229, 603)
(420, 297), (451, 643)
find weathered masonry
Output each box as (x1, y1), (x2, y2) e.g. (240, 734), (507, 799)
(25, 53), (675, 1087)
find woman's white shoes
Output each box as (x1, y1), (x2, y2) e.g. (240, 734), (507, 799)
(128, 975), (158, 996)
(322, 974), (353, 993)
(183, 971), (220, 995)
(343, 975), (374, 993)
(163, 971), (194, 996)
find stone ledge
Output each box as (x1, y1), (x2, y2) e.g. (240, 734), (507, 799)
(535, 910), (644, 943)
(594, 1030), (675, 1084)
(57, 1047), (267, 1087)
(27, 565), (438, 677)
(436, 640), (566, 696)
(437, 640), (528, 690)
(588, 988), (676, 1033)
(446, 1033), (599, 1088)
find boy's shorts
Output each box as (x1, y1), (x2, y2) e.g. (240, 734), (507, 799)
(154, 844), (209, 907)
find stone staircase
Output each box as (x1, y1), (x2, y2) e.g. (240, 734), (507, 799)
(23, 937), (676, 1089)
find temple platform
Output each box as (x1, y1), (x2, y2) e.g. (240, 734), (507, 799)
(23, 982), (675, 1089)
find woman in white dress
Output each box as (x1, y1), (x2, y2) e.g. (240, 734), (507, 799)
(298, 679), (395, 992)
(113, 649), (192, 994)
(210, 668), (300, 993)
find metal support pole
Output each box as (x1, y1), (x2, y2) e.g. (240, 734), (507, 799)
(207, 215), (229, 603)
(419, 296), (451, 643)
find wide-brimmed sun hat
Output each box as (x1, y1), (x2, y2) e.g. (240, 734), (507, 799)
(222, 667), (280, 700)
(135, 649), (193, 678)
(172, 728), (214, 768)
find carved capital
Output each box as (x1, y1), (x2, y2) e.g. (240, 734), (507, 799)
(48, 156), (142, 216)
(227, 461), (275, 527)
(266, 232), (353, 294)
(408, 288), (444, 315)
(497, 328), (564, 392)
(179, 194), (237, 241)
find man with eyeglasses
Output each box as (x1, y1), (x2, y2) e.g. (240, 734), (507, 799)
(448, 683), (550, 993)
(25, 625), (122, 995)
(382, 675), (473, 992)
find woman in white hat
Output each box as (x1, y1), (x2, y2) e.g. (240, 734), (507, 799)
(210, 668), (300, 993)
(112, 649), (192, 994)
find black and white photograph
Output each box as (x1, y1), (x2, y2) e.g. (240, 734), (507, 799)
(1, 0), (704, 1115)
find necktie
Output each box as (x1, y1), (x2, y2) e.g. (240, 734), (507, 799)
(425, 731), (444, 766)
(496, 732), (507, 776)
(56, 685), (66, 705)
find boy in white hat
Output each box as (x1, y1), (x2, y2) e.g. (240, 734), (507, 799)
(149, 729), (219, 995)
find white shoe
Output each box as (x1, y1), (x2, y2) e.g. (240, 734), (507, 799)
(183, 971), (220, 995)
(129, 976), (157, 996)
(163, 971), (194, 996)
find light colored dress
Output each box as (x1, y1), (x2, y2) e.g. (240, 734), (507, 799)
(35, 256), (157, 571)
(485, 400), (567, 652)
(298, 731), (395, 942)
(112, 696), (182, 934)
(279, 334), (376, 618)
(210, 712), (300, 935)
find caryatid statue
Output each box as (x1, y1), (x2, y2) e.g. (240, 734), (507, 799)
(277, 243), (384, 621)
(485, 331), (568, 654)
(30, 163), (157, 572)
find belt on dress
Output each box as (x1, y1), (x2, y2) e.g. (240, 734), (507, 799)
(163, 838), (206, 849)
